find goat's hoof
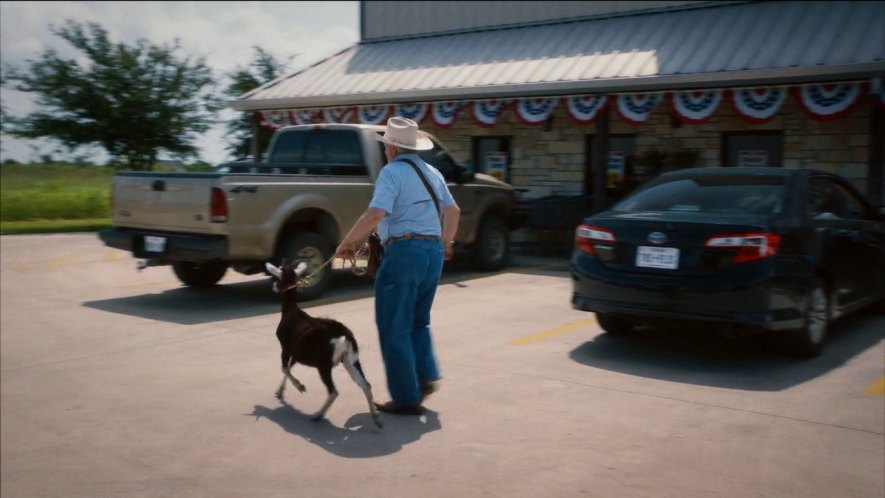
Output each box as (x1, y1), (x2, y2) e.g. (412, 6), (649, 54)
(274, 391), (284, 401)
(310, 414), (324, 422)
(373, 415), (383, 429)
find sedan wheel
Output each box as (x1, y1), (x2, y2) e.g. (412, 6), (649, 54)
(784, 281), (829, 358)
(596, 312), (633, 335)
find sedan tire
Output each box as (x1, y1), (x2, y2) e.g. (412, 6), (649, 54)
(596, 312), (633, 335)
(783, 280), (830, 358)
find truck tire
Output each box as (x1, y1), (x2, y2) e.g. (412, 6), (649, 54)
(471, 215), (510, 271)
(278, 231), (331, 301)
(172, 261), (228, 288)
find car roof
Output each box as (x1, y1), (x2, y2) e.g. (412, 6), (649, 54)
(660, 167), (807, 179)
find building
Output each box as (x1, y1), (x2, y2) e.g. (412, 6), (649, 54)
(231, 0), (885, 220)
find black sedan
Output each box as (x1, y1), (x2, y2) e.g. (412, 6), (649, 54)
(571, 167), (885, 357)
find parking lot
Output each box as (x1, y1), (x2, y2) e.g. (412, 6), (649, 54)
(2, 233), (883, 498)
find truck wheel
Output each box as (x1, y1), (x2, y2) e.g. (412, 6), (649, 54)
(471, 215), (510, 271)
(278, 231), (331, 301)
(172, 261), (228, 288)
(782, 280), (830, 358)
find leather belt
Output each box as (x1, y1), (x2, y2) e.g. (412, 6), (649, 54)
(384, 233), (441, 248)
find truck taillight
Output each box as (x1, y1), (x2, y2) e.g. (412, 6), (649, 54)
(575, 225), (616, 255)
(211, 187), (228, 223)
(704, 233), (780, 264)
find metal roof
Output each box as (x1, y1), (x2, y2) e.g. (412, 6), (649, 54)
(231, 1), (885, 112)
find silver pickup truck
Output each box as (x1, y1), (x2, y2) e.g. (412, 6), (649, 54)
(99, 123), (521, 299)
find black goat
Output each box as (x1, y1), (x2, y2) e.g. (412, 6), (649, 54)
(265, 262), (382, 429)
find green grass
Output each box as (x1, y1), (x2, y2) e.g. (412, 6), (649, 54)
(1, 163), (114, 234)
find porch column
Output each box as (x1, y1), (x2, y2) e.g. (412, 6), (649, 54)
(592, 105), (610, 213)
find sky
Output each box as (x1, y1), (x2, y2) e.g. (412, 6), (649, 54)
(0, 1), (360, 165)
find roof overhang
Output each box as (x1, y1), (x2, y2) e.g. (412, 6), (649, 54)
(231, 1), (885, 112)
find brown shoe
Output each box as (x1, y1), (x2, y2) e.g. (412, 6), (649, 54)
(420, 381), (439, 402)
(374, 401), (425, 416)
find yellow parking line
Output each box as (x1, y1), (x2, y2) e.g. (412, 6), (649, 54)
(509, 318), (597, 346)
(864, 376), (885, 396)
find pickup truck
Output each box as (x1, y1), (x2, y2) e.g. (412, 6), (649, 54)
(99, 123), (521, 300)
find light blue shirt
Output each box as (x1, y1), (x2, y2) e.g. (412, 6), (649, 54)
(369, 154), (456, 245)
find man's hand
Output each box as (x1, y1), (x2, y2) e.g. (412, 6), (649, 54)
(444, 242), (455, 261)
(335, 240), (358, 260)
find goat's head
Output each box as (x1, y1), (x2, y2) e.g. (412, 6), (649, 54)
(265, 261), (309, 293)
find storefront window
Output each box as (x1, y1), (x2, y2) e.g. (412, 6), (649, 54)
(472, 136), (512, 183)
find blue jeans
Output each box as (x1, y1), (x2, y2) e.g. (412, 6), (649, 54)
(374, 238), (443, 406)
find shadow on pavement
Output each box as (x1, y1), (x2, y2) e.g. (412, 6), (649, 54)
(569, 311), (885, 391)
(82, 270), (377, 325)
(81, 256), (567, 325)
(247, 401), (441, 458)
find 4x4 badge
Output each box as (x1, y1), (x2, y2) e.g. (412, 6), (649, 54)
(648, 232), (667, 244)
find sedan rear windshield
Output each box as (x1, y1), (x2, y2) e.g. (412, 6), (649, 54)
(613, 175), (786, 215)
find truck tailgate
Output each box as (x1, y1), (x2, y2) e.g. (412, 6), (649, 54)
(112, 172), (222, 233)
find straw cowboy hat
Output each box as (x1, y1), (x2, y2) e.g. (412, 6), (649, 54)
(375, 116), (434, 151)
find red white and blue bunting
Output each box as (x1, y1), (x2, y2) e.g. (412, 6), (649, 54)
(564, 95), (608, 124)
(431, 102), (465, 128)
(396, 103), (429, 123)
(258, 78), (877, 129)
(515, 98), (558, 126)
(358, 105), (390, 125)
(260, 110), (291, 128)
(672, 90), (722, 124)
(321, 107), (353, 123)
(616, 93), (663, 125)
(473, 100), (512, 127)
(730, 87), (787, 123)
(291, 109), (319, 125)
(794, 82), (863, 121)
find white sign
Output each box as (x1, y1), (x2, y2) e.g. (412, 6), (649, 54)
(607, 151), (626, 188)
(484, 152), (508, 180)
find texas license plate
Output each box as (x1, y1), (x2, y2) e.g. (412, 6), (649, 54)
(636, 246), (679, 269)
(144, 236), (167, 253)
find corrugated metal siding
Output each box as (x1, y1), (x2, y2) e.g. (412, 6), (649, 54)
(233, 1), (885, 111)
(361, 0), (706, 40)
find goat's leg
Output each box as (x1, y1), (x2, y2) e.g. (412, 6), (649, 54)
(343, 354), (382, 429)
(311, 365), (338, 422)
(276, 354), (305, 401)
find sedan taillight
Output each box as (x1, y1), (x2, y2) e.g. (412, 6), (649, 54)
(704, 233), (780, 264)
(575, 225), (616, 255)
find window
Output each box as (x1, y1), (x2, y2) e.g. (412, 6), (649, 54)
(585, 134), (637, 196)
(808, 176), (871, 219)
(615, 174), (785, 215)
(267, 130), (367, 176)
(472, 136), (511, 183)
(723, 132), (783, 167)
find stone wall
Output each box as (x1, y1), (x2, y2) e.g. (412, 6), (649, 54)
(424, 96), (874, 198)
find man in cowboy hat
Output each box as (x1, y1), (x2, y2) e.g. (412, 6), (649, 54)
(335, 116), (461, 415)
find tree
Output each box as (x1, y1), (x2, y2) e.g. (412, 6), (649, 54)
(3, 21), (223, 170)
(223, 47), (295, 160)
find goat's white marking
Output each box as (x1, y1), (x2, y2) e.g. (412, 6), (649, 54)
(331, 337), (348, 365)
(294, 262), (308, 277)
(265, 262), (282, 279)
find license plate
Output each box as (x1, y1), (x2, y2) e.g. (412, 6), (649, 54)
(636, 246), (679, 269)
(144, 236), (167, 253)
